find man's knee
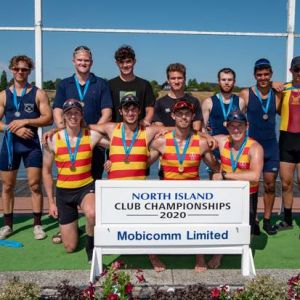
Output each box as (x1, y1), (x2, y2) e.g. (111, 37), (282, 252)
(29, 182), (41, 194)
(282, 180), (293, 193)
(2, 182), (15, 194)
(85, 209), (95, 224)
(264, 181), (276, 194)
(64, 243), (77, 253)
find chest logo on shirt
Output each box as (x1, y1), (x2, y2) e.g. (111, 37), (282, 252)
(238, 162), (248, 169)
(290, 92), (300, 105)
(165, 108), (171, 113)
(24, 103), (34, 113)
(189, 153), (198, 160)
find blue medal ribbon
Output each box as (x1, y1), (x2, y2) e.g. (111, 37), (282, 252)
(172, 130), (192, 167)
(284, 85), (300, 91)
(255, 85), (272, 115)
(217, 93), (234, 122)
(74, 75), (90, 101)
(13, 84), (28, 116)
(230, 137), (248, 172)
(64, 129), (82, 167)
(121, 124), (139, 161)
(4, 128), (13, 169)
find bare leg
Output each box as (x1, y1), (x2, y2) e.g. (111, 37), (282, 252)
(280, 162), (296, 210)
(263, 172), (277, 219)
(80, 192), (95, 237)
(26, 167), (43, 213)
(1, 170), (17, 215)
(195, 254), (207, 272)
(60, 220), (78, 252)
(207, 255), (223, 269)
(149, 255), (166, 272)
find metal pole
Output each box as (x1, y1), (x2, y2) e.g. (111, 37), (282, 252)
(286, 0), (296, 81)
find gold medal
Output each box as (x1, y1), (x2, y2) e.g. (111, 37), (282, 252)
(124, 156), (130, 163)
(178, 165), (184, 173)
(70, 164), (76, 171)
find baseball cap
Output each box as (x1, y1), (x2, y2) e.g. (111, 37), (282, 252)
(63, 99), (83, 114)
(226, 110), (247, 124)
(172, 99), (195, 113)
(254, 58), (271, 68)
(291, 56), (300, 69)
(119, 94), (140, 108)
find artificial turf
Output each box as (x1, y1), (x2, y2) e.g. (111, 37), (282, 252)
(0, 215), (300, 271)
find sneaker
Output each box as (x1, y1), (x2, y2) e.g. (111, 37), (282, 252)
(33, 225), (47, 240)
(275, 221), (293, 231)
(263, 221), (277, 235)
(0, 225), (13, 240)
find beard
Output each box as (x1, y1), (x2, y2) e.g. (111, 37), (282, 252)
(220, 86), (234, 94)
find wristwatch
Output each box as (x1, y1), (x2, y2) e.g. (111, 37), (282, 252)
(221, 171), (227, 180)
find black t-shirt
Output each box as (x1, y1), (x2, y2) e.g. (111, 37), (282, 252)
(108, 76), (155, 122)
(153, 93), (203, 126)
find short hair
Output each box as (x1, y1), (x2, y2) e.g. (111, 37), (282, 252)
(217, 68), (236, 80)
(73, 45), (92, 58)
(254, 58), (272, 73)
(9, 55), (34, 70)
(114, 45), (135, 61)
(166, 63), (186, 79)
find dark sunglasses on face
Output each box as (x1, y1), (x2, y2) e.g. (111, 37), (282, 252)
(12, 67), (30, 72)
(292, 67), (300, 73)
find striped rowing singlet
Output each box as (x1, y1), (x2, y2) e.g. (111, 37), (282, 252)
(108, 123), (148, 180)
(280, 82), (300, 133)
(161, 132), (201, 180)
(55, 129), (93, 188)
(220, 137), (258, 194)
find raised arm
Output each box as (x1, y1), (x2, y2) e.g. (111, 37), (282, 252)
(201, 97), (212, 131)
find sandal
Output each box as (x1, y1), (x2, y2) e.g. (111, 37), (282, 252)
(275, 221), (293, 231)
(52, 232), (62, 244)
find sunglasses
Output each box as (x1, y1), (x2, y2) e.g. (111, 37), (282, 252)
(173, 101), (194, 112)
(12, 67), (30, 72)
(292, 67), (300, 73)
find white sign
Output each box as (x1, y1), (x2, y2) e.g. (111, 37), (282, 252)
(90, 180), (255, 281)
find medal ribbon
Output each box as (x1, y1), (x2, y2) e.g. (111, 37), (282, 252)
(4, 129), (13, 169)
(255, 85), (272, 115)
(121, 124), (139, 160)
(230, 137), (248, 172)
(74, 75), (90, 101)
(284, 84), (300, 91)
(217, 93), (234, 122)
(64, 129), (82, 167)
(13, 84), (27, 116)
(172, 130), (191, 167)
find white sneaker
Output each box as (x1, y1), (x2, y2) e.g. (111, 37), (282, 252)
(33, 225), (47, 240)
(0, 225), (13, 240)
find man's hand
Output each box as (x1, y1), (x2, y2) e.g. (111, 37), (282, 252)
(8, 119), (28, 133)
(103, 160), (112, 173)
(14, 127), (34, 139)
(49, 202), (58, 219)
(272, 81), (284, 92)
(139, 119), (151, 127)
(42, 128), (58, 144)
(212, 172), (222, 180)
(206, 135), (218, 150)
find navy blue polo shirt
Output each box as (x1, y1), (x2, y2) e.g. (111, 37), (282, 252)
(53, 73), (113, 125)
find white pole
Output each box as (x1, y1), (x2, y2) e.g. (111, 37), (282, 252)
(286, 0), (296, 81)
(34, 0), (43, 142)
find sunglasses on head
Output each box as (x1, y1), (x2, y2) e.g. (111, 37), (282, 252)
(12, 67), (30, 72)
(173, 101), (194, 112)
(73, 45), (92, 56)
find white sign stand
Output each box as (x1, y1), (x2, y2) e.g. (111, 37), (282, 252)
(90, 180), (255, 282)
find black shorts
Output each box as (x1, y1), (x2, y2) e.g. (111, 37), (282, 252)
(91, 146), (105, 180)
(250, 192), (258, 235)
(279, 131), (300, 163)
(56, 181), (95, 225)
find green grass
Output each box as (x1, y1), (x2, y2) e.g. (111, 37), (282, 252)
(0, 215), (300, 271)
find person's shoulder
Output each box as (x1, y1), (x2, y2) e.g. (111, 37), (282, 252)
(90, 73), (108, 84)
(57, 75), (75, 87)
(156, 94), (169, 102)
(108, 76), (122, 85)
(134, 76), (151, 86)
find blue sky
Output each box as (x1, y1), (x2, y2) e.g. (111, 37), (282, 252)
(0, 0), (299, 87)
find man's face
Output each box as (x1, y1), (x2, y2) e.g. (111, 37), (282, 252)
(172, 108), (194, 129)
(255, 68), (272, 89)
(11, 61), (31, 83)
(119, 104), (140, 124)
(227, 121), (248, 142)
(291, 65), (300, 84)
(168, 71), (185, 93)
(218, 72), (235, 94)
(116, 58), (135, 77)
(72, 51), (93, 75)
(64, 108), (83, 128)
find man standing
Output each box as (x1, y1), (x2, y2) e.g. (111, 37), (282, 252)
(150, 99), (219, 272)
(109, 45), (155, 126)
(213, 110), (264, 268)
(43, 99), (107, 262)
(277, 56), (300, 232)
(0, 55), (52, 240)
(53, 45), (112, 180)
(202, 68), (245, 136)
(240, 59), (281, 235)
(153, 63), (202, 131)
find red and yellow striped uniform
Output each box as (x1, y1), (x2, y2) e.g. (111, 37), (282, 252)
(55, 129), (93, 188)
(220, 137), (258, 194)
(280, 82), (300, 133)
(108, 123), (148, 180)
(161, 132), (201, 180)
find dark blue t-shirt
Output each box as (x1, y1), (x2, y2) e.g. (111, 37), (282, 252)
(53, 73), (113, 125)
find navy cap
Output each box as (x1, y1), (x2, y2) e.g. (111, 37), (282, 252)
(254, 58), (271, 68)
(291, 56), (300, 69)
(119, 94), (140, 108)
(63, 99), (83, 114)
(226, 110), (247, 124)
(172, 99), (195, 113)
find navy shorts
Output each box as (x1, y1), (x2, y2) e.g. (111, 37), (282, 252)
(279, 131), (300, 164)
(56, 181), (95, 225)
(257, 138), (279, 173)
(0, 145), (42, 171)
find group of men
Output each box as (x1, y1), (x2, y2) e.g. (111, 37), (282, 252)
(1, 44), (300, 272)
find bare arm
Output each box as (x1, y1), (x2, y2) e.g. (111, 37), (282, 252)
(201, 97), (212, 130)
(199, 138), (220, 172)
(0, 91), (6, 132)
(238, 96), (247, 113)
(192, 120), (202, 131)
(97, 108), (112, 124)
(141, 106), (154, 127)
(239, 88), (249, 109)
(53, 107), (65, 129)
(89, 122), (116, 140)
(275, 92), (283, 114)
(149, 135), (165, 165)
(90, 129), (110, 149)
